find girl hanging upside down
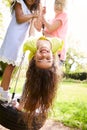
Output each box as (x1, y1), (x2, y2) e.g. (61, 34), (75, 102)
(16, 36), (64, 129)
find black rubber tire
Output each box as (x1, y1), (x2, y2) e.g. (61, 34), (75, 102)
(0, 101), (46, 130)
(0, 101), (28, 130)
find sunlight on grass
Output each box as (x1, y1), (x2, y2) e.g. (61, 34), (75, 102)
(50, 81), (87, 129)
(58, 82), (87, 103)
(51, 101), (87, 129)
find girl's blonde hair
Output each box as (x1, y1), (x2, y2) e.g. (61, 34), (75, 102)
(54, 0), (67, 11)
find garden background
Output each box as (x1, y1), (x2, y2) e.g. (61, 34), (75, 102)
(0, 0), (87, 130)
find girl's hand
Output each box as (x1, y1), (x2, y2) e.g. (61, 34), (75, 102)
(42, 6), (46, 15)
(11, 99), (23, 111)
(32, 13), (38, 19)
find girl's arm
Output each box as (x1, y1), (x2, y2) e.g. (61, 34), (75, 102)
(42, 16), (62, 33)
(34, 16), (42, 31)
(34, 5), (46, 31)
(14, 2), (38, 24)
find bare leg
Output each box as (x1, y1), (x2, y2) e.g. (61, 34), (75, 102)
(1, 64), (15, 91)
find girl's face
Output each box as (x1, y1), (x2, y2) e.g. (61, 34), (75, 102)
(34, 40), (53, 69)
(25, 0), (35, 6)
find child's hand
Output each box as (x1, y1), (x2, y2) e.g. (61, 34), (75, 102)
(32, 13), (38, 19)
(42, 7), (46, 15)
(12, 100), (23, 111)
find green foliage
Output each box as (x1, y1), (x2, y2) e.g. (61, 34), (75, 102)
(0, 12), (4, 40)
(0, 13), (3, 24)
(49, 80), (87, 129)
(2, 0), (11, 7)
(65, 72), (87, 81)
(0, 62), (7, 76)
(64, 48), (87, 73)
(52, 102), (87, 129)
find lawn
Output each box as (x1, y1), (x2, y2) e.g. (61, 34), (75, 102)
(51, 80), (87, 130)
(1, 74), (87, 130)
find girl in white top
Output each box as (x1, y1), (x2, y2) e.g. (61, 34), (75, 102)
(0, 0), (40, 102)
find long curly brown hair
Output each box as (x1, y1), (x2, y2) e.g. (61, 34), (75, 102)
(11, 0), (40, 13)
(20, 57), (62, 129)
(29, 0), (40, 12)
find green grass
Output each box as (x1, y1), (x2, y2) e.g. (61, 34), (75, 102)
(50, 80), (87, 130)
(0, 76), (87, 130)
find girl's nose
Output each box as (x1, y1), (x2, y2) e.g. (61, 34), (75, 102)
(41, 52), (47, 57)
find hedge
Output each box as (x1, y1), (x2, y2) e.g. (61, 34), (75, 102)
(64, 72), (87, 81)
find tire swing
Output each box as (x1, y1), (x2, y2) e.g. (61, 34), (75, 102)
(0, 101), (28, 130)
(0, 101), (44, 130)
(0, 54), (43, 130)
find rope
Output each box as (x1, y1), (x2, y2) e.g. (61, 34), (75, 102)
(42, 24), (45, 36)
(11, 53), (25, 101)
